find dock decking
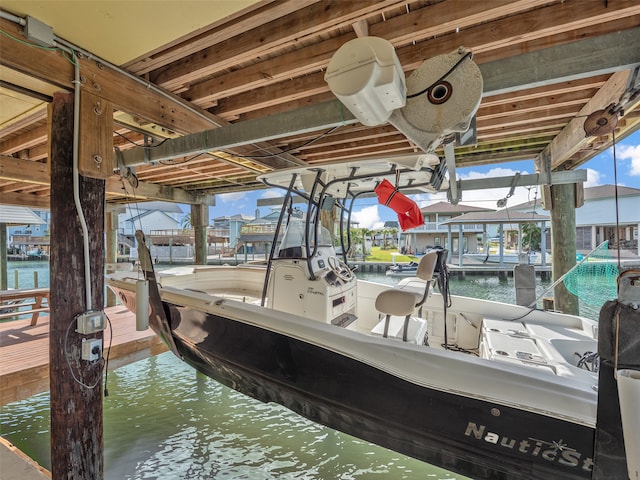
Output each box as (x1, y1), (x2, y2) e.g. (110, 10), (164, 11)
(0, 306), (167, 406)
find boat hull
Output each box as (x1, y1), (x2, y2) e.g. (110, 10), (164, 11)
(117, 289), (596, 480)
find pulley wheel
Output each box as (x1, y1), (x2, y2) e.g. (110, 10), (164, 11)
(583, 108), (618, 136)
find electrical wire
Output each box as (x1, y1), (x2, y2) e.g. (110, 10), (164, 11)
(406, 51), (472, 99)
(114, 131), (169, 148)
(0, 27), (78, 67)
(63, 318), (104, 390)
(611, 129), (622, 271)
(238, 126), (341, 159)
(103, 313), (113, 397)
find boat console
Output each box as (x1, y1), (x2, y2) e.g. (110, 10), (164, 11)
(266, 221), (357, 327)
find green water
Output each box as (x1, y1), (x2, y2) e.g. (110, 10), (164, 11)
(5, 261), (50, 289)
(0, 263), (612, 478)
(1, 353), (464, 479)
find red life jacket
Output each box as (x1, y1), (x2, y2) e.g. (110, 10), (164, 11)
(374, 178), (425, 231)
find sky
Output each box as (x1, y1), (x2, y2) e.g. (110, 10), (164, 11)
(187, 129), (640, 230)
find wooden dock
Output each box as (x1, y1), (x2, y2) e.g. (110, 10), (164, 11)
(0, 306), (167, 406)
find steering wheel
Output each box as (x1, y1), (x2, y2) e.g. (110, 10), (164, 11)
(328, 256), (354, 282)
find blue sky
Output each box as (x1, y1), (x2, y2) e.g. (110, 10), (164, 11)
(187, 129), (640, 230)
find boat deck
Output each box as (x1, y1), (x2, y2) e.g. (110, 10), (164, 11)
(0, 306), (167, 406)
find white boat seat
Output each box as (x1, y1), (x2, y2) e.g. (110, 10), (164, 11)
(374, 290), (428, 343)
(380, 250), (437, 308)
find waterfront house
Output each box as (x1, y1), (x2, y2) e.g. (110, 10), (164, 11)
(3, 206), (49, 259)
(510, 185), (640, 257)
(401, 202), (495, 255)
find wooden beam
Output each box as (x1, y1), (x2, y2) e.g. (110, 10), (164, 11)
(191, 204), (207, 265)
(105, 176), (214, 205)
(123, 0), (314, 75)
(0, 18), (224, 135)
(150, 1), (404, 90)
(0, 106), (47, 141)
(182, 0), (550, 105)
(193, 4), (639, 119)
(536, 70), (632, 170)
(78, 91), (114, 179)
(0, 154), (212, 204)
(0, 124), (48, 154)
(0, 155), (49, 184)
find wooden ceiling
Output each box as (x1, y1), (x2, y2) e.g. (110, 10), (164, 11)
(1, 0), (640, 208)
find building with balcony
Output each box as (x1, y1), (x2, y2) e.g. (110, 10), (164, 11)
(511, 184), (640, 257)
(401, 202), (495, 255)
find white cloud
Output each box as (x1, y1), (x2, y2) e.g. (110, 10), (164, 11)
(617, 144), (640, 176)
(218, 191), (246, 202)
(260, 188), (282, 199)
(585, 168), (602, 187)
(352, 205), (384, 230)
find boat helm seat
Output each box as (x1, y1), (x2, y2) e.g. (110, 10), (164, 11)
(386, 250), (438, 306)
(373, 251), (438, 343)
(373, 290), (429, 344)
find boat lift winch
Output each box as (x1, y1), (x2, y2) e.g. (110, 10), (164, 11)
(325, 38), (483, 205)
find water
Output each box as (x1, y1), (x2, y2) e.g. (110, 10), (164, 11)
(1, 354), (463, 479)
(1, 264), (611, 478)
(5, 261), (50, 289)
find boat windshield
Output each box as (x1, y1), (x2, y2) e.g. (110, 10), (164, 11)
(277, 220), (333, 258)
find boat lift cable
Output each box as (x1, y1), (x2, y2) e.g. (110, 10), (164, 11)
(611, 129), (622, 271)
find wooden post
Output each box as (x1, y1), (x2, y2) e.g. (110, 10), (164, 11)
(0, 223), (7, 290)
(105, 211), (117, 307)
(191, 204), (207, 265)
(549, 182), (579, 315)
(49, 92), (105, 479)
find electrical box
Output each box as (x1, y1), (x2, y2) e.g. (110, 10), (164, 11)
(76, 310), (106, 334)
(25, 16), (54, 47)
(81, 338), (102, 362)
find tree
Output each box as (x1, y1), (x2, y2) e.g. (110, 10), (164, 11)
(180, 214), (192, 231)
(522, 223), (541, 251)
(389, 227), (398, 248)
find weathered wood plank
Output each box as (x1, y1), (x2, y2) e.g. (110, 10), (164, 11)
(538, 70), (632, 170)
(151, 0), (405, 89)
(124, 0), (317, 75)
(0, 18), (224, 135)
(78, 91), (114, 179)
(49, 92), (104, 478)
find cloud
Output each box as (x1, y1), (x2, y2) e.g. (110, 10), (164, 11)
(218, 191), (246, 202)
(352, 205), (384, 230)
(260, 188), (282, 199)
(617, 144), (640, 176)
(585, 168), (602, 187)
